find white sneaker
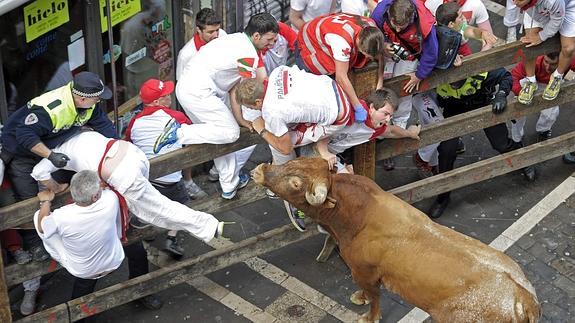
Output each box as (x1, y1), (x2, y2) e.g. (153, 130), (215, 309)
(185, 180), (208, 199)
(506, 27), (517, 43)
(208, 166), (219, 182)
(20, 289), (38, 316)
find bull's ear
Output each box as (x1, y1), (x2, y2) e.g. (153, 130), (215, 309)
(321, 196), (337, 209)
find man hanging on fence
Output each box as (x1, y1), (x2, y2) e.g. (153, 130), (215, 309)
(34, 170), (163, 310)
(424, 68), (537, 219)
(29, 130), (229, 244)
(515, 0), (575, 104)
(510, 52), (575, 143)
(175, 13), (278, 200)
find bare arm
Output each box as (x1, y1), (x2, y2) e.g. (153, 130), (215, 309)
(477, 20), (494, 51)
(316, 138), (337, 170)
(252, 117), (293, 155)
(378, 124), (421, 139)
(334, 60), (361, 107)
(463, 26), (497, 47)
(289, 8), (306, 30)
(36, 189), (55, 234)
(376, 55), (385, 89)
(230, 83), (254, 132)
(30, 142), (53, 159)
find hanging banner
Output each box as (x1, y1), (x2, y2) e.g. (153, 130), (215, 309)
(100, 0), (141, 33)
(24, 0), (70, 43)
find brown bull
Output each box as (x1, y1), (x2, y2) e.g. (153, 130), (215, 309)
(252, 157), (540, 323)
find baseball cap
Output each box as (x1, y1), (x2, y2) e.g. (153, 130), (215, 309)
(140, 79), (175, 104)
(72, 72), (112, 99)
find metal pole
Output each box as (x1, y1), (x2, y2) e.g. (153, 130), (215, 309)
(0, 51), (8, 124)
(105, 0), (119, 137)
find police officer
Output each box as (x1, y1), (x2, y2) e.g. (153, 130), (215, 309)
(0, 71), (116, 201)
(428, 67), (537, 219)
(0, 72), (115, 315)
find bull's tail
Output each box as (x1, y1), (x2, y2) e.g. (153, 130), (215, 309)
(511, 276), (541, 323)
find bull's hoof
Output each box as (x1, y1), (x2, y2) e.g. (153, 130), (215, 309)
(350, 291), (370, 305)
(358, 312), (379, 323)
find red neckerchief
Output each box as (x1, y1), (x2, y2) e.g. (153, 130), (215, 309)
(193, 32), (207, 51)
(98, 139), (129, 244)
(443, 0), (467, 6)
(521, 0), (538, 11)
(361, 100), (388, 140)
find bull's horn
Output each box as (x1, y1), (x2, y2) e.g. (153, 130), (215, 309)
(305, 182), (328, 206)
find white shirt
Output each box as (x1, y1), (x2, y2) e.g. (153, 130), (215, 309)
(128, 109), (182, 183)
(263, 66), (339, 137)
(328, 123), (376, 153)
(341, 0), (369, 16)
(181, 32), (261, 93)
(31, 131), (149, 195)
(176, 29), (227, 80)
(291, 0), (333, 27)
(425, 0), (489, 26)
(36, 189), (124, 279)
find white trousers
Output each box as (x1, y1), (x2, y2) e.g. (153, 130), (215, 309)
(385, 59), (419, 129)
(110, 150), (219, 243)
(510, 106), (560, 142)
(176, 76), (254, 192)
(504, 0), (520, 28)
(413, 92), (444, 166)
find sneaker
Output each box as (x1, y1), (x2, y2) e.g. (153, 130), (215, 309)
(537, 130), (552, 142)
(221, 173), (250, 200)
(563, 152), (575, 164)
(428, 197), (450, 219)
(185, 180), (208, 199)
(283, 200), (306, 232)
(265, 188), (278, 199)
(517, 81), (537, 105)
(208, 166), (219, 182)
(12, 249), (32, 265)
(413, 153), (438, 179)
(214, 221), (235, 239)
(456, 137), (466, 154)
(153, 118), (181, 154)
(383, 157), (395, 171)
(522, 165), (536, 182)
(164, 236), (184, 259)
(137, 294), (163, 310)
(506, 26), (517, 43)
(130, 216), (152, 229)
(543, 76), (562, 101)
(30, 245), (49, 262)
(20, 289), (38, 316)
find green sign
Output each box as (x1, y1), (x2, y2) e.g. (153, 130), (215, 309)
(100, 0), (142, 33)
(24, 0), (70, 43)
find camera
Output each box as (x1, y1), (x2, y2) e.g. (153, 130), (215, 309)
(391, 44), (409, 63)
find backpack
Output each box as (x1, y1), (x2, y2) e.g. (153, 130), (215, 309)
(434, 24), (462, 70)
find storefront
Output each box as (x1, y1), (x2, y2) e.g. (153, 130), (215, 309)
(0, 0), (206, 125)
(0, 0), (290, 126)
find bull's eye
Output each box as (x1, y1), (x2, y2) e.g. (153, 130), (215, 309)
(288, 176), (303, 190)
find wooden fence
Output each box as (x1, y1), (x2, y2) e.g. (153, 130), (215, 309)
(1, 36), (573, 322)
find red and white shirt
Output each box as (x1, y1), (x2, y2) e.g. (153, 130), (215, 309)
(298, 13), (375, 75)
(124, 106), (192, 183)
(262, 65), (350, 139)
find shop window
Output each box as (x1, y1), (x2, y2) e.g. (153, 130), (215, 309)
(102, 0), (175, 106)
(0, 0), (86, 115)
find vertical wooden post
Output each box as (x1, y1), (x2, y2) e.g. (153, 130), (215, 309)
(316, 67), (379, 262)
(0, 243), (12, 323)
(349, 68), (379, 178)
